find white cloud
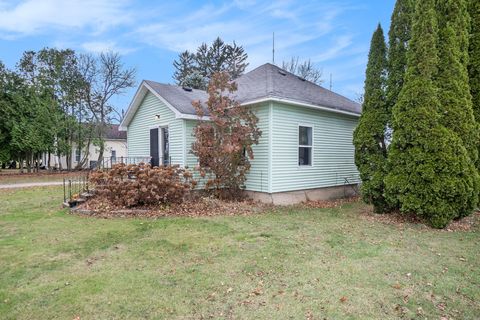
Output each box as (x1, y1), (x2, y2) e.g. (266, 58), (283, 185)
(0, 0), (132, 36)
(312, 35), (354, 62)
(133, 1), (358, 70)
(81, 41), (135, 55)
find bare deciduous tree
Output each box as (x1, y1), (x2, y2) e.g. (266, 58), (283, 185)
(282, 57), (323, 85)
(80, 52), (136, 167)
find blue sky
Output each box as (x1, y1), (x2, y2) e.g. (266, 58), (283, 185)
(0, 0), (395, 114)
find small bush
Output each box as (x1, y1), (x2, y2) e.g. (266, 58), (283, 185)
(89, 163), (197, 207)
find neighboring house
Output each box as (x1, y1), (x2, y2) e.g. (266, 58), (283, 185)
(43, 124), (128, 169)
(119, 63), (361, 204)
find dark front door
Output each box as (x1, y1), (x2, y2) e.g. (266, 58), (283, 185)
(150, 128), (159, 167)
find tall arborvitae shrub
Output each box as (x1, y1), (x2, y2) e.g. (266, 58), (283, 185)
(385, 0), (478, 228)
(353, 25), (389, 213)
(386, 0), (414, 126)
(469, 0), (480, 143)
(436, 0), (479, 165)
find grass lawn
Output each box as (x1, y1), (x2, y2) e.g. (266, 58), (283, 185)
(0, 187), (479, 319)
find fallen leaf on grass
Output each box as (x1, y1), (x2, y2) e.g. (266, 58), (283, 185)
(340, 296), (348, 303)
(251, 288), (263, 296)
(416, 307), (424, 315)
(207, 292), (216, 301)
(437, 302), (446, 311)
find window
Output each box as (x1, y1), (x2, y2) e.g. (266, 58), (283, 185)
(75, 148), (81, 162)
(161, 127), (169, 165)
(298, 126), (312, 166)
(111, 150), (116, 161)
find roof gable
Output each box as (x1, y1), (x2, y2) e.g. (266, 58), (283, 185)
(234, 63), (361, 115)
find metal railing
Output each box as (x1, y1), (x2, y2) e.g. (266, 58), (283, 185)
(95, 156), (152, 170)
(344, 176), (360, 197)
(63, 174), (90, 204)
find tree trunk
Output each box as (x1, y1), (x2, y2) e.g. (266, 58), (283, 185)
(57, 152), (63, 171)
(47, 152), (51, 172)
(27, 153), (32, 173)
(77, 137), (91, 169)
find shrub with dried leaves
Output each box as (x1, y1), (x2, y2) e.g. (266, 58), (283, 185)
(89, 163), (196, 207)
(191, 72), (261, 199)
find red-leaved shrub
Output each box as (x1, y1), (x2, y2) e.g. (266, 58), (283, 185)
(89, 163), (196, 207)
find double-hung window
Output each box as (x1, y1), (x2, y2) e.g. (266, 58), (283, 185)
(75, 148), (81, 162)
(298, 126), (313, 166)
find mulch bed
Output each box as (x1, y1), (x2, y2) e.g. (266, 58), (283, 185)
(358, 205), (480, 232)
(300, 196), (361, 209)
(73, 193), (479, 231)
(74, 194), (276, 218)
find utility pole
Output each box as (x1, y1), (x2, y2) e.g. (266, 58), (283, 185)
(272, 32), (275, 64)
(329, 73), (332, 91)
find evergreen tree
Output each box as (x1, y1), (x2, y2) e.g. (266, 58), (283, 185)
(353, 24), (389, 213)
(385, 0), (479, 228)
(469, 0), (480, 134)
(436, 0), (479, 164)
(172, 37), (248, 90)
(386, 0), (414, 127)
(173, 51), (197, 87)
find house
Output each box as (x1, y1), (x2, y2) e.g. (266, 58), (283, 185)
(43, 124), (128, 169)
(119, 63), (361, 204)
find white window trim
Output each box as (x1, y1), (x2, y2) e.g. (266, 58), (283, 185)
(75, 148), (81, 163)
(160, 125), (170, 165)
(147, 124), (172, 164)
(298, 124), (314, 167)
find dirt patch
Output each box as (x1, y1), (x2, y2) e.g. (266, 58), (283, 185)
(301, 196), (361, 209)
(358, 205), (480, 232)
(75, 194), (276, 218)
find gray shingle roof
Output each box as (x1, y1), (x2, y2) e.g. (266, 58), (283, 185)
(105, 124), (127, 140)
(144, 63), (361, 116)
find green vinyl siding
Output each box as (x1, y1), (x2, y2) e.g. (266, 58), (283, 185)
(127, 92), (184, 165)
(270, 102), (359, 193)
(183, 104), (270, 192)
(244, 104), (270, 192)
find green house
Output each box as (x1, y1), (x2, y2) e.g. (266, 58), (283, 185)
(119, 63), (361, 204)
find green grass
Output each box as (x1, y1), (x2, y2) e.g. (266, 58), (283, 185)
(0, 187), (479, 319)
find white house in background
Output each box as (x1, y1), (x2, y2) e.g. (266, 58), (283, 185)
(43, 124), (127, 169)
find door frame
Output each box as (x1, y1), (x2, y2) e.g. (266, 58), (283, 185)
(149, 125), (170, 166)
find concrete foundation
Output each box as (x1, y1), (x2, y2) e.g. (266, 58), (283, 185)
(245, 184), (359, 205)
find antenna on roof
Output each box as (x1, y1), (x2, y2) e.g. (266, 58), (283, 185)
(272, 32), (275, 65)
(329, 73), (333, 91)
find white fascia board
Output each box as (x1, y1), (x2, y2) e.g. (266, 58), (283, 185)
(143, 82), (187, 119)
(119, 82), (148, 131)
(241, 97), (361, 117)
(120, 81), (211, 129)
